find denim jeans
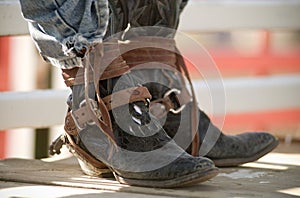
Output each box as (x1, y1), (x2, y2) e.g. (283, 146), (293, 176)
(20, 0), (188, 69)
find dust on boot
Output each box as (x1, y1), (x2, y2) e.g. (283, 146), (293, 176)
(50, 42), (218, 188)
(121, 37), (279, 167)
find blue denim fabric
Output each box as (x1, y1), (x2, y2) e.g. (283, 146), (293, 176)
(20, 0), (109, 69)
(20, 0), (188, 69)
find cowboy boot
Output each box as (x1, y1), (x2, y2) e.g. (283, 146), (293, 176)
(121, 37), (279, 167)
(51, 41), (218, 188)
(121, 0), (278, 166)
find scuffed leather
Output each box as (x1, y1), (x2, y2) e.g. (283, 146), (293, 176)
(133, 65), (278, 163)
(196, 110), (278, 160)
(105, 0), (188, 39)
(69, 69), (215, 180)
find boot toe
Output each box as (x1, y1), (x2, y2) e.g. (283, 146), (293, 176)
(243, 132), (279, 158)
(209, 132), (279, 167)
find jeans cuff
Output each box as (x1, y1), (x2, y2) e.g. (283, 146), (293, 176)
(48, 56), (83, 69)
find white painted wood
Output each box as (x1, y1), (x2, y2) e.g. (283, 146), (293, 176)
(0, 0), (299, 129)
(5, 128), (35, 159)
(5, 35), (38, 159)
(49, 65), (69, 153)
(179, 0), (300, 32)
(0, 0), (28, 36)
(0, 75), (299, 130)
(1, 0), (300, 36)
(0, 90), (71, 130)
(195, 74), (300, 115)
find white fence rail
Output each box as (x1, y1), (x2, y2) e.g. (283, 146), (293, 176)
(1, 75), (300, 130)
(2, 0), (300, 35)
(179, 0), (300, 31)
(0, 0), (300, 131)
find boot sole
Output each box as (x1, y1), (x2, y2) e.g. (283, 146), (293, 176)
(78, 153), (218, 188)
(67, 134), (219, 187)
(212, 138), (279, 167)
(76, 150), (218, 188)
(113, 167), (219, 188)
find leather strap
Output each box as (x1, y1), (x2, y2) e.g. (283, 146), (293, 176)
(176, 52), (200, 157)
(63, 43), (153, 154)
(121, 48), (177, 68)
(102, 86), (151, 111)
(62, 51), (130, 87)
(122, 38), (200, 156)
(64, 86), (151, 136)
(83, 48), (115, 143)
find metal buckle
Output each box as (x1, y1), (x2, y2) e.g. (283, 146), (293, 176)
(71, 98), (102, 130)
(80, 98), (102, 125)
(163, 88), (186, 114)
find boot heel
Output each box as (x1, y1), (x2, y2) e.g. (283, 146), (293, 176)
(76, 154), (113, 178)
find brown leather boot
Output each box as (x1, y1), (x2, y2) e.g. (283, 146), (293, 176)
(121, 36), (279, 167)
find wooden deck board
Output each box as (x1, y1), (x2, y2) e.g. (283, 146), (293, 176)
(0, 143), (299, 198)
(0, 181), (172, 198)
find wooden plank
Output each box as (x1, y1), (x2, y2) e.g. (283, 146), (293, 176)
(0, 143), (299, 197)
(0, 182), (171, 198)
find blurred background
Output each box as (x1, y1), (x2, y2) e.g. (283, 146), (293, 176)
(0, 0), (299, 159)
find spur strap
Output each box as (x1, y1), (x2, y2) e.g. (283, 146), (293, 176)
(62, 44), (152, 146)
(65, 86), (151, 136)
(121, 38), (200, 156)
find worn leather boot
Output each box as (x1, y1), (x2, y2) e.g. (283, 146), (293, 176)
(50, 42), (218, 188)
(121, 37), (279, 167)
